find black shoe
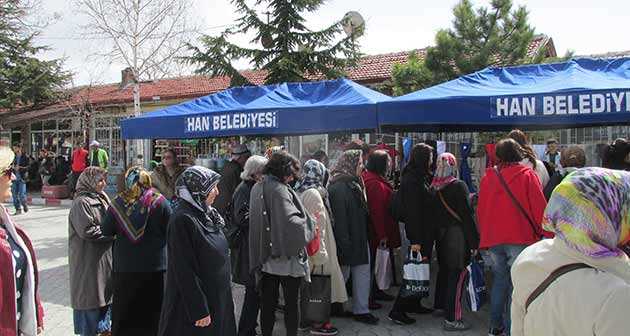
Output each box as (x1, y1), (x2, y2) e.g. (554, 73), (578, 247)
(13, 209), (22, 216)
(409, 305), (434, 314)
(23, 203), (28, 213)
(488, 327), (506, 336)
(387, 312), (416, 325)
(353, 313), (379, 325)
(374, 290), (395, 301)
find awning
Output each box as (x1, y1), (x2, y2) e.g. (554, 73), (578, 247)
(378, 58), (630, 131)
(121, 78), (390, 139)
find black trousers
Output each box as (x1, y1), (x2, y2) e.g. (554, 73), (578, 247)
(238, 284), (260, 336)
(434, 266), (465, 322)
(260, 272), (301, 336)
(112, 271), (164, 336)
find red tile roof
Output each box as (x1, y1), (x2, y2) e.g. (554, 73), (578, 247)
(1, 35), (553, 125)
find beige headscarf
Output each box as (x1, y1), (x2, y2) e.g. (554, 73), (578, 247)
(75, 167), (110, 205)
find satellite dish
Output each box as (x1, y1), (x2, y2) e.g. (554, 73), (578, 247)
(342, 11), (365, 37)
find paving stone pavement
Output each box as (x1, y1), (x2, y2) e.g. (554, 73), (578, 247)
(16, 205), (488, 336)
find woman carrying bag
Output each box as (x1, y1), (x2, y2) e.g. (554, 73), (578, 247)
(430, 153), (479, 332)
(297, 159), (347, 336)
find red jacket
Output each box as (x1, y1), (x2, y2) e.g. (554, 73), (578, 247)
(477, 164), (551, 249)
(363, 170), (401, 250)
(71, 148), (89, 173)
(0, 225), (44, 336)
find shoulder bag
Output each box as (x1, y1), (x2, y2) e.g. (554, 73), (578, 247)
(493, 167), (543, 239)
(525, 263), (592, 313)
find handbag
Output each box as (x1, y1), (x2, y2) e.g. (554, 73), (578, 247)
(301, 266), (331, 323)
(493, 167), (543, 239)
(399, 250), (430, 298)
(306, 225), (321, 257)
(374, 243), (393, 290)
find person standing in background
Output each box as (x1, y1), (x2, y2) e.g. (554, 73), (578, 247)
(70, 142), (89, 197)
(543, 139), (561, 172)
(151, 148), (187, 200)
(389, 143), (436, 318)
(430, 153), (479, 332)
(249, 152), (313, 336)
(214, 144), (251, 218)
(543, 146), (586, 200)
(329, 150), (379, 325)
(362, 151), (400, 311)
(508, 130), (550, 187)
(68, 167), (113, 336)
(477, 139), (549, 336)
(11, 143), (29, 215)
(89, 141), (109, 170)
(230, 155), (268, 336)
(158, 167), (237, 336)
(102, 167), (171, 336)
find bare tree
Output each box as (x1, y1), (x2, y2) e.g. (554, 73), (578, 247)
(74, 0), (200, 162)
(76, 0), (198, 81)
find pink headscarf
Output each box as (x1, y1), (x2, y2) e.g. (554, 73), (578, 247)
(431, 152), (458, 191)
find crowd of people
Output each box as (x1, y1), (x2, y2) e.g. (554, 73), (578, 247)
(3, 129), (630, 336)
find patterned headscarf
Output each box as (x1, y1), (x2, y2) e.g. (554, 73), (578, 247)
(175, 166), (224, 229)
(431, 152), (458, 191)
(330, 149), (362, 184)
(75, 167), (110, 204)
(109, 167), (165, 243)
(296, 159), (328, 193)
(543, 167), (630, 259)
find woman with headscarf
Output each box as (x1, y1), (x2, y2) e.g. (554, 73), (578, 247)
(101, 167), (172, 335)
(0, 146), (44, 335)
(158, 166), (236, 336)
(68, 166), (113, 336)
(249, 152), (313, 336)
(230, 155), (267, 336)
(430, 153), (479, 332)
(298, 159), (347, 335)
(328, 150), (379, 325)
(511, 168), (630, 336)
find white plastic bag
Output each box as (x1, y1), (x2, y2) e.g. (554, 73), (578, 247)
(374, 244), (392, 290)
(400, 250), (430, 298)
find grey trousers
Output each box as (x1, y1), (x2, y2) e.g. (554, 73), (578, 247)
(341, 249), (371, 316)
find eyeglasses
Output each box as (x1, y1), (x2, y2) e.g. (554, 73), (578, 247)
(2, 168), (12, 177)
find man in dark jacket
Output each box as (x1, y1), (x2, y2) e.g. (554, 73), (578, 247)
(214, 144), (251, 218)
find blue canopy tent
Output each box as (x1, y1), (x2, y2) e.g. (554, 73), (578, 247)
(121, 78), (390, 139)
(378, 58), (630, 132)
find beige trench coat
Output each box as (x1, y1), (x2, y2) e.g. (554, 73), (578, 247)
(68, 193), (113, 310)
(511, 238), (630, 336)
(301, 188), (348, 303)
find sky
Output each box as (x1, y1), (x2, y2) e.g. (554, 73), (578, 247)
(35, 0), (630, 86)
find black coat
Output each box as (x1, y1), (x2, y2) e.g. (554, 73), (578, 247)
(214, 160), (243, 218)
(544, 171), (570, 201)
(399, 169), (435, 257)
(230, 180), (255, 286)
(158, 201), (236, 336)
(433, 180), (479, 269)
(328, 176), (370, 266)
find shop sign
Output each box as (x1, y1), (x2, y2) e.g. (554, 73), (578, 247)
(491, 90), (630, 118)
(185, 111), (278, 134)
